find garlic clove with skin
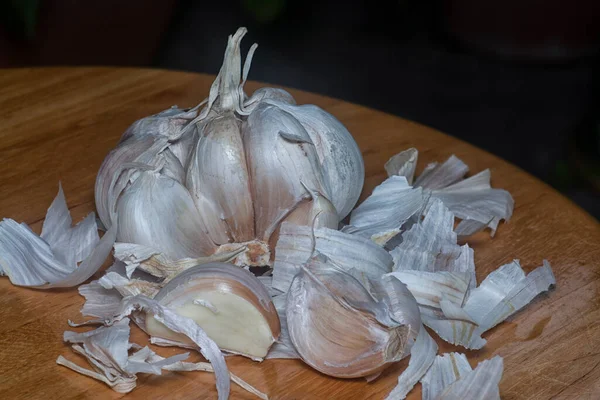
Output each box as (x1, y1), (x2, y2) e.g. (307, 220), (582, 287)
(265, 100), (365, 219)
(186, 113), (254, 245)
(242, 102), (330, 242)
(286, 255), (420, 378)
(145, 263), (280, 360)
(116, 170), (215, 259)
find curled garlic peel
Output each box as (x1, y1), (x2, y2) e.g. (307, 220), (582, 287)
(145, 263), (280, 360)
(95, 27), (364, 266)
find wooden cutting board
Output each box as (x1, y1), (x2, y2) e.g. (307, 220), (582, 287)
(1, 68), (599, 400)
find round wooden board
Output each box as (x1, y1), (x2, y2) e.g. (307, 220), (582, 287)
(0, 68), (599, 400)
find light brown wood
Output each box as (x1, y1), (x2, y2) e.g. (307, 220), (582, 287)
(1, 67), (599, 400)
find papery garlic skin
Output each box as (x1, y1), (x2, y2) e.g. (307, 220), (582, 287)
(94, 27), (364, 266)
(145, 263), (280, 360)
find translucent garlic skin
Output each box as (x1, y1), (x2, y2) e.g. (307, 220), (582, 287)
(94, 28), (364, 266)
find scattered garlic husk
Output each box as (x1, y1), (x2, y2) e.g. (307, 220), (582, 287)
(273, 222), (393, 293)
(102, 296), (233, 400)
(113, 242), (246, 279)
(386, 149), (514, 236)
(421, 354), (504, 400)
(78, 279), (124, 319)
(59, 316), (267, 399)
(388, 200), (555, 349)
(342, 176), (423, 245)
(73, 261), (163, 329)
(460, 260), (555, 337)
(420, 352), (473, 400)
(384, 148), (418, 185)
(384, 325), (438, 400)
(58, 318), (188, 393)
(94, 27), (364, 266)
(265, 294), (299, 360)
(389, 198), (476, 277)
(0, 184), (116, 288)
(286, 254), (421, 378)
(145, 263), (280, 360)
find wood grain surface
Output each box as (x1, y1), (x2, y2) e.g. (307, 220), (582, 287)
(0, 68), (599, 400)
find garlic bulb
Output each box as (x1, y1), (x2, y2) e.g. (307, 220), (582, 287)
(95, 27), (364, 266)
(145, 263), (280, 360)
(286, 254), (421, 378)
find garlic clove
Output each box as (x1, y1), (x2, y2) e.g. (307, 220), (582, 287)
(265, 100), (365, 219)
(145, 263), (280, 360)
(97, 137), (184, 230)
(242, 102), (327, 241)
(95, 135), (156, 227)
(367, 275), (422, 357)
(186, 114), (254, 244)
(116, 170), (215, 259)
(286, 256), (418, 378)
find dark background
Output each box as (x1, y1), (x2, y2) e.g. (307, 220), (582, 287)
(1, 0), (599, 218)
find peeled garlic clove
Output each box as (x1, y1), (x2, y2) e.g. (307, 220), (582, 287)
(186, 114), (254, 244)
(266, 100), (365, 219)
(116, 170), (215, 259)
(286, 256), (418, 378)
(145, 263), (280, 360)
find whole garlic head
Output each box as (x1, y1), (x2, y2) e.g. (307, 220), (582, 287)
(95, 27), (364, 265)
